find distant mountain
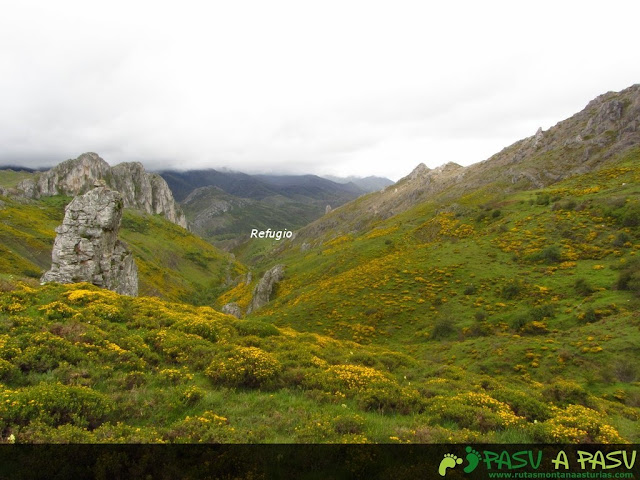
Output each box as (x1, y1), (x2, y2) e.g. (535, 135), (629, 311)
(180, 185), (325, 249)
(159, 169), (277, 202)
(0, 165), (40, 173)
(322, 174), (394, 192)
(160, 169), (369, 247)
(159, 169), (366, 202)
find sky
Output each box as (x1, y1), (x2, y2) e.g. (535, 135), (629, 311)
(1, 1), (638, 181)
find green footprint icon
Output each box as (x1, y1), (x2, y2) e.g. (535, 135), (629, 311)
(438, 453), (463, 476)
(464, 446), (482, 473)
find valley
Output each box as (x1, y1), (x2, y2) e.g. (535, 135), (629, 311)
(0, 85), (639, 444)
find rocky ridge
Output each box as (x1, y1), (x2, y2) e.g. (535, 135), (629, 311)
(41, 184), (138, 296)
(15, 153), (187, 228)
(296, 84), (640, 243)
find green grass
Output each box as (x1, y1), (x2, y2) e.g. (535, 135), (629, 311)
(0, 195), (244, 303)
(0, 170), (33, 188)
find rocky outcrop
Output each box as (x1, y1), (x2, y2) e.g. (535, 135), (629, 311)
(17, 153), (187, 228)
(110, 162), (187, 228)
(246, 264), (285, 314)
(221, 302), (242, 318)
(41, 185), (138, 296)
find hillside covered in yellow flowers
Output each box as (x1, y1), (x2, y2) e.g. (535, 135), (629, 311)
(0, 145), (638, 443)
(0, 87), (639, 443)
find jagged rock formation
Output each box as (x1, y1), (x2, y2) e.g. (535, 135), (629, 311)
(16, 153), (187, 228)
(296, 84), (640, 243)
(41, 185), (138, 296)
(246, 264), (285, 314)
(221, 302), (242, 318)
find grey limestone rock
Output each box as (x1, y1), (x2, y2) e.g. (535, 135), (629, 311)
(17, 153), (187, 228)
(246, 264), (285, 314)
(41, 185), (138, 296)
(221, 302), (242, 318)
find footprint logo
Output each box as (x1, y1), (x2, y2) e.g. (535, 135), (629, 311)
(464, 446), (482, 474)
(438, 453), (463, 476)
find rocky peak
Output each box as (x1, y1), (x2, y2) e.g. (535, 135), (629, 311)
(246, 264), (285, 314)
(406, 163), (431, 181)
(17, 153), (187, 228)
(41, 186), (138, 296)
(20, 152), (111, 198)
(432, 161), (464, 175)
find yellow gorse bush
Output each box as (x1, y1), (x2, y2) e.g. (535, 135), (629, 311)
(430, 391), (525, 431)
(543, 405), (625, 443)
(38, 301), (75, 320)
(206, 346), (281, 388)
(327, 364), (391, 392)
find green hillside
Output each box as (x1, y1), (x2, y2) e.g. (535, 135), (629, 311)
(0, 169), (34, 188)
(0, 279), (634, 443)
(227, 148), (640, 442)
(0, 195), (243, 304)
(181, 185), (326, 250)
(0, 144), (638, 444)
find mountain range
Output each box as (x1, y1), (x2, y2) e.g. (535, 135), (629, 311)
(0, 84), (638, 444)
(159, 169), (392, 248)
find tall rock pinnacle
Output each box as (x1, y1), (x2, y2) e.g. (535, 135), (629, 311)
(41, 184), (138, 296)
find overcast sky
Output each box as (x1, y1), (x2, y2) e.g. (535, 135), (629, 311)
(1, 1), (638, 180)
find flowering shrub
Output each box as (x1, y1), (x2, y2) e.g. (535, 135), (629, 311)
(38, 301), (75, 321)
(0, 358), (17, 380)
(534, 405), (625, 443)
(152, 329), (215, 368)
(294, 416), (335, 442)
(430, 392), (525, 432)
(0, 382), (112, 429)
(179, 385), (205, 406)
(327, 364), (390, 391)
(87, 302), (126, 322)
(159, 368), (194, 384)
(0, 334), (21, 360)
(64, 287), (118, 306)
(232, 320), (280, 338)
(91, 422), (163, 443)
(173, 315), (219, 342)
(357, 382), (423, 414)
(206, 347), (281, 388)
(167, 411), (235, 443)
(542, 380), (589, 406)
(492, 388), (551, 422)
(15, 332), (83, 373)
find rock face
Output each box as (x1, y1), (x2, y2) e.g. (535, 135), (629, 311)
(41, 185), (138, 296)
(246, 264), (285, 314)
(17, 153), (187, 228)
(221, 302), (242, 319)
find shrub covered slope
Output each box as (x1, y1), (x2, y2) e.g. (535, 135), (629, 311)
(0, 147), (638, 443)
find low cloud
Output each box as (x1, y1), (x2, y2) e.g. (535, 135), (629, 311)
(1, 1), (639, 180)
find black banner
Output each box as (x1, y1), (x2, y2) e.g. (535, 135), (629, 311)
(0, 444), (638, 480)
